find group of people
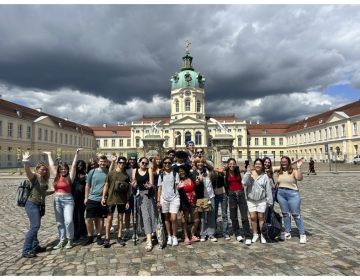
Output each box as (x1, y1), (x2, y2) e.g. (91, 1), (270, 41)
(20, 140), (307, 258)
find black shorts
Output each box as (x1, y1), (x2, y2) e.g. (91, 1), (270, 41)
(86, 199), (108, 219)
(107, 204), (126, 214)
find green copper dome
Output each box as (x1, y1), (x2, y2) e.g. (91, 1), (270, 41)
(170, 43), (206, 90)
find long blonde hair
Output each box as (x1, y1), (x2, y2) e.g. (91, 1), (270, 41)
(35, 162), (50, 184)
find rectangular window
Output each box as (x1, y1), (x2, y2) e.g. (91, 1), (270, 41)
(135, 138), (140, 148)
(255, 138), (259, 146)
(55, 132), (58, 143)
(44, 129), (48, 141)
(238, 151), (242, 159)
(263, 151), (267, 157)
(279, 138), (283, 145)
(237, 136), (242, 147)
(127, 139), (131, 147)
(237, 128), (242, 132)
(38, 128), (42, 140)
(119, 139), (123, 147)
(104, 139), (108, 147)
(353, 122), (358, 135)
(324, 129), (327, 140)
(280, 151), (284, 157)
(70, 135), (73, 145)
(26, 126), (31, 139)
(342, 124), (346, 137)
(96, 140), (100, 147)
(335, 126), (339, 138)
(263, 138), (267, 146)
(271, 138), (275, 146)
(17, 124), (23, 138)
(8, 122), (13, 137)
(329, 127), (332, 139)
(112, 139), (115, 147)
(50, 131), (54, 142)
(60, 133), (63, 144)
(318, 130), (321, 141)
(272, 151), (275, 159)
(255, 151), (259, 158)
(65, 134), (68, 144)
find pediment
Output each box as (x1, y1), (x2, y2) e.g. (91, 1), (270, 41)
(170, 116), (206, 125)
(327, 111), (349, 123)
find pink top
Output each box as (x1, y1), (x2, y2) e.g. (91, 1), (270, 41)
(55, 177), (72, 194)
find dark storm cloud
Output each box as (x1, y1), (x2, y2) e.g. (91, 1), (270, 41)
(0, 5), (359, 123)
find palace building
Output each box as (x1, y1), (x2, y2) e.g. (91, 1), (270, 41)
(1, 44), (359, 167)
(92, 44), (360, 164)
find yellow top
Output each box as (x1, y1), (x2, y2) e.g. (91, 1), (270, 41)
(277, 171), (298, 190)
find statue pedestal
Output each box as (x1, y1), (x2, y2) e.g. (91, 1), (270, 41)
(142, 135), (165, 158)
(211, 136), (234, 167)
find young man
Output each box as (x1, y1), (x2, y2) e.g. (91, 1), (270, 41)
(194, 148), (214, 171)
(84, 155), (109, 245)
(101, 156), (130, 247)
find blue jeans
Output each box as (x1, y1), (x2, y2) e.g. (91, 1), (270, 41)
(214, 193), (229, 236)
(54, 194), (75, 240)
(277, 188), (305, 235)
(200, 197), (216, 238)
(22, 200), (41, 255)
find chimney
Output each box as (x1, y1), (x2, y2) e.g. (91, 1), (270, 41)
(102, 123), (107, 128)
(256, 120), (259, 124)
(36, 107), (42, 113)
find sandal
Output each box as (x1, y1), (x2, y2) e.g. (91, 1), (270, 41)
(191, 236), (200, 242)
(145, 241), (153, 252)
(184, 239), (191, 246)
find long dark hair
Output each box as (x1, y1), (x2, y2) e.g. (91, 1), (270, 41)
(87, 157), (98, 173)
(75, 160), (87, 178)
(253, 158), (265, 173)
(226, 158), (241, 177)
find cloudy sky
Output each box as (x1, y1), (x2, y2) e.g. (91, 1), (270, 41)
(0, 4), (360, 125)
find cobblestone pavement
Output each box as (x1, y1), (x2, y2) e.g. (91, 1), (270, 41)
(0, 174), (359, 276)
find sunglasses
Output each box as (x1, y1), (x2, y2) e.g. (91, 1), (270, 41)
(196, 151), (204, 154)
(163, 161), (172, 165)
(118, 161), (126, 164)
(141, 162), (149, 165)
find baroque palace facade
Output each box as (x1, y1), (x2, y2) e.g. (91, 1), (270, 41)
(91, 45), (360, 165)
(1, 46), (359, 167)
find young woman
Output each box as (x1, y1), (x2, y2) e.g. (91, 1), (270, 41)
(192, 157), (217, 242)
(131, 157), (156, 251)
(263, 157), (277, 198)
(44, 149), (81, 249)
(242, 158), (273, 244)
(157, 157), (180, 247)
(72, 158), (88, 241)
(210, 170), (230, 240)
(276, 156), (306, 244)
(21, 152), (54, 258)
(177, 164), (200, 245)
(225, 158), (252, 245)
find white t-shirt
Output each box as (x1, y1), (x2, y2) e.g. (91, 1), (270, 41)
(158, 171), (180, 201)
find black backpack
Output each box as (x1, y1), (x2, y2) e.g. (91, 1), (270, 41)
(261, 205), (282, 242)
(16, 179), (33, 207)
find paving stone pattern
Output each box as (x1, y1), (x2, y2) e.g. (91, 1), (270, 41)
(0, 174), (359, 276)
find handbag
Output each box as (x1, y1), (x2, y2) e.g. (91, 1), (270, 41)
(196, 198), (213, 212)
(40, 203), (46, 217)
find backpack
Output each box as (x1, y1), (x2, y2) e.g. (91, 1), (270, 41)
(261, 205), (282, 242)
(16, 179), (33, 207)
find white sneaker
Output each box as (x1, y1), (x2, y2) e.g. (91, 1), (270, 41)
(252, 234), (259, 243)
(209, 236), (218, 242)
(110, 226), (115, 234)
(200, 237), (206, 242)
(285, 232), (292, 240)
(224, 235), (231, 240)
(65, 240), (73, 249)
(172, 236), (178, 246)
(236, 235), (243, 242)
(53, 240), (66, 250)
(167, 236), (173, 246)
(300, 234), (307, 244)
(245, 239), (252, 246)
(260, 234), (267, 244)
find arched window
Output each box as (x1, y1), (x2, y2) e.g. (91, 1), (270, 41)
(195, 131), (202, 145)
(185, 99), (191, 111)
(175, 131), (181, 146)
(175, 99), (179, 112)
(238, 136), (242, 147)
(196, 100), (201, 112)
(185, 131), (192, 143)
